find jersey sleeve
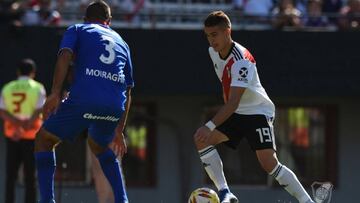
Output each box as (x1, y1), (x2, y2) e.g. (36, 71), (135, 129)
(59, 25), (78, 54)
(230, 59), (255, 88)
(124, 47), (134, 87)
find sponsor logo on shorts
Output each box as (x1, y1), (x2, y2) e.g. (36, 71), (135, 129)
(85, 68), (125, 83)
(83, 113), (120, 122)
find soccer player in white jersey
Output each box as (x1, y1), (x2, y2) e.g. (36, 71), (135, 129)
(194, 11), (315, 203)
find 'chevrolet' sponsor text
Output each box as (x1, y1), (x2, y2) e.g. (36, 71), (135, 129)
(83, 113), (120, 122)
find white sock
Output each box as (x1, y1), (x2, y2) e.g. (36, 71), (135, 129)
(199, 146), (228, 191)
(270, 163), (313, 203)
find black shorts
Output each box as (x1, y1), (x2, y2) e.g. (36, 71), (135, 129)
(216, 114), (276, 151)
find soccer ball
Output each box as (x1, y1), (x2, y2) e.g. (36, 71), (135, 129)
(188, 187), (220, 203)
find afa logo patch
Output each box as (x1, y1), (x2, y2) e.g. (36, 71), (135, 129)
(311, 182), (333, 203)
(238, 67), (248, 82)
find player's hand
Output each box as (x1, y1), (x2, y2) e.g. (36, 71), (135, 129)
(12, 118), (23, 127)
(43, 93), (61, 119)
(195, 126), (212, 144)
(22, 119), (34, 130)
(11, 127), (25, 142)
(111, 132), (127, 158)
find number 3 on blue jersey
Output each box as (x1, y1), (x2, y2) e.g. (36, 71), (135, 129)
(99, 35), (116, 64)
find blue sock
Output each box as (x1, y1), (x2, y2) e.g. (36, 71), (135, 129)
(35, 151), (56, 203)
(97, 149), (128, 203)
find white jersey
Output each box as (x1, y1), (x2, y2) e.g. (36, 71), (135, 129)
(209, 42), (275, 117)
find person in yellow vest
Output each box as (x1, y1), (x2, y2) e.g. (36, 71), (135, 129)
(288, 107), (310, 177)
(0, 58), (46, 203)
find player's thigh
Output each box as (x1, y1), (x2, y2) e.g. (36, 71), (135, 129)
(244, 115), (276, 152)
(195, 129), (229, 150)
(87, 107), (124, 154)
(214, 113), (247, 149)
(88, 120), (119, 153)
(256, 148), (279, 173)
(41, 101), (89, 145)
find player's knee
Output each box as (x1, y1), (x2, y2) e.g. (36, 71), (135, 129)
(193, 133), (208, 150)
(34, 128), (60, 152)
(87, 137), (107, 155)
(193, 133), (199, 143)
(193, 133), (202, 147)
(257, 150), (278, 173)
(259, 159), (278, 173)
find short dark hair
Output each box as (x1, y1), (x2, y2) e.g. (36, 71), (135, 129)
(85, 1), (111, 22)
(18, 58), (36, 76)
(204, 11), (231, 29)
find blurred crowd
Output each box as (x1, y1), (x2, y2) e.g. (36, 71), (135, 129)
(0, 0), (61, 26)
(1, 0), (360, 30)
(0, 0), (147, 26)
(235, 0), (360, 30)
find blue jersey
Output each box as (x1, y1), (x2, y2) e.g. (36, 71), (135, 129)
(59, 23), (134, 111)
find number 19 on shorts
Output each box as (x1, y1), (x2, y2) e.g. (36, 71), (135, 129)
(256, 128), (273, 143)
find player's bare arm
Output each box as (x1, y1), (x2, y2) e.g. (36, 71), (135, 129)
(195, 86), (245, 143)
(43, 49), (72, 119)
(116, 87), (132, 132)
(212, 86), (245, 126)
(112, 87), (132, 157)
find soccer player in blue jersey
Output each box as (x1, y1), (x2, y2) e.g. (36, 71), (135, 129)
(34, 1), (134, 203)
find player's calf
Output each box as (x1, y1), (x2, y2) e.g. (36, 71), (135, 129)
(256, 149), (314, 203)
(269, 163), (314, 203)
(256, 148), (279, 173)
(96, 148), (128, 203)
(194, 133), (211, 150)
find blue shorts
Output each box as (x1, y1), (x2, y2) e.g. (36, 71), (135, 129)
(42, 99), (124, 147)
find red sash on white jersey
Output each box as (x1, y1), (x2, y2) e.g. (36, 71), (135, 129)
(221, 57), (234, 103)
